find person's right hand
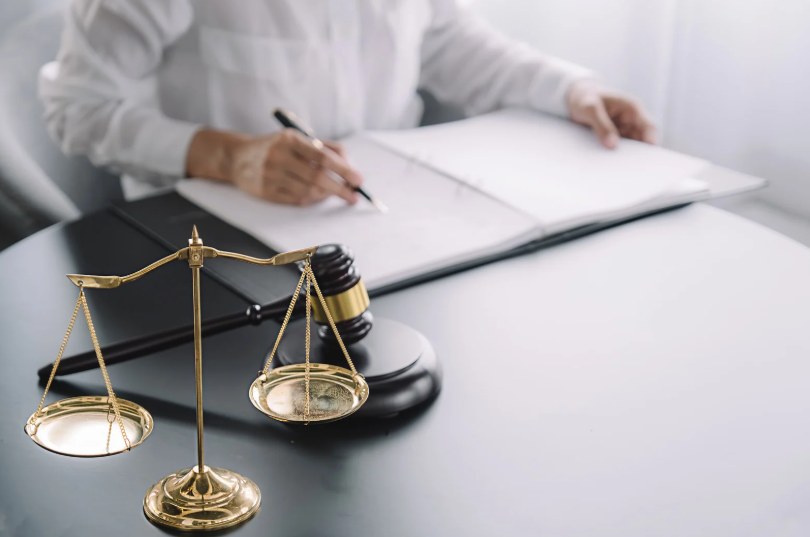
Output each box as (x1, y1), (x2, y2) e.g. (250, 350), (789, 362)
(187, 128), (363, 206)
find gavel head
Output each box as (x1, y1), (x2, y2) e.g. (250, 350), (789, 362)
(308, 244), (372, 346)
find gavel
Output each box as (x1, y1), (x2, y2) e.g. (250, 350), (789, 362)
(276, 244), (442, 418)
(306, 244), (373, 346)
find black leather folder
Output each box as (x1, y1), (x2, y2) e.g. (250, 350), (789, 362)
(46, 190), (688, 377)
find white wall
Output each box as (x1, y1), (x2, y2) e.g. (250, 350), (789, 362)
(466, 0), (810, 217)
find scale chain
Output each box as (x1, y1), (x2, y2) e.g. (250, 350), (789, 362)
(79, 289), (131, 450)
(28, 293), (83, 431)
(106, 402), (115, 453)
(306, 266), (359, 375)
(28, 287), (131, 449)
(304, 269), (311, 423)
(262, 269), (308, 373)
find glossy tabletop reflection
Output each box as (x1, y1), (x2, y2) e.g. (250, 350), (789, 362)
(3, 204), (810, 536)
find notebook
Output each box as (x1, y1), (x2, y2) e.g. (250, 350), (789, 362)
(177, 108), (711, 290)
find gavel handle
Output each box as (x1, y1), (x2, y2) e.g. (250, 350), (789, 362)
(36, 300), (299, 379)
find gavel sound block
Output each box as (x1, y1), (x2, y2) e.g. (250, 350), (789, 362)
(275, 245), (442, 418)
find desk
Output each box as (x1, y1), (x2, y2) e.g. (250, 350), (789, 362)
(2, 203), (810, 536)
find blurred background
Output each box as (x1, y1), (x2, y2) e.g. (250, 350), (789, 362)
(1, 0), (808, 251)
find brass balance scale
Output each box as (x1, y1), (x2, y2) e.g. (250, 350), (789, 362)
(24, 227), (369, 531)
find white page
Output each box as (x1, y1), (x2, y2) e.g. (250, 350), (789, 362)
(541, 178), (710, 235)
(576, 177), (710, 233)
(369, 108), (710, 230)
(177, 136), (539, 290)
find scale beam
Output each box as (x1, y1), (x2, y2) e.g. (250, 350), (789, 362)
(207, 245), (319, 266)
(65, 245), (319, 289)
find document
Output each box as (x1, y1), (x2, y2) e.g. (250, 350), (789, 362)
(369, 109), (710, 234)
(177, 136), (540, 290)
(177, 108), (712, 290)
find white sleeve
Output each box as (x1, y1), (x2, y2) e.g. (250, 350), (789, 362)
(38, 0), (201, 187)
(419, 0), (595, 118)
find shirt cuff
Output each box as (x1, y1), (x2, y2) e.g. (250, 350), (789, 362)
(131, 114), (202, 178)
(527, 57), (597, 118)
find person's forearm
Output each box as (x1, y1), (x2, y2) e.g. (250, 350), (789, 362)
(420, 10), (594, 118)
(40, 0), (197, 184)
(185, 128), (251, 181)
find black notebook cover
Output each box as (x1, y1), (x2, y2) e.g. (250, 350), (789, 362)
(51, 190), (688, 372)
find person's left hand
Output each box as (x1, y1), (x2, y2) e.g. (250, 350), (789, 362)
(566, 80), (657, 149)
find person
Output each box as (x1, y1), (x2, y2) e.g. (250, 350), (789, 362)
(40, 0), (656, 205)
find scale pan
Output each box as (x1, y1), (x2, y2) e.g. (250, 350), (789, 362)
(25, 396), (153, 457)
(249, 363), (369, 423)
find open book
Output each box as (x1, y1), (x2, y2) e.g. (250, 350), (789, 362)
(177, 109), (710, 290)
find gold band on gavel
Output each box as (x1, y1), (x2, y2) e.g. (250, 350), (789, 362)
(310, 279), (370, 323)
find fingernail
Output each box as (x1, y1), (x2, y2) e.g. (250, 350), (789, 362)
(606, 133), (619, 148)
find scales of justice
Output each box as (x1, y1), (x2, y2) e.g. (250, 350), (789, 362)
(23, 226), (371, 531)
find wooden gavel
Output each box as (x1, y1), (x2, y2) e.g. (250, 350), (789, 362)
(306, 244), (373, 346)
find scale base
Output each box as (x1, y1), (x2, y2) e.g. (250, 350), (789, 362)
(277, 318), (442, 418)
(143, 465), (261, 531)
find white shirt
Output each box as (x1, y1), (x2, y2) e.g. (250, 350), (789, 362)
(39, 0), (593, 197)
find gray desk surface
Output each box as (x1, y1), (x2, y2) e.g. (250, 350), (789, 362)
(2, 203), (810, 536)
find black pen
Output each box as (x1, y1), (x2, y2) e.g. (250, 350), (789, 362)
(273, 108), (388, 214)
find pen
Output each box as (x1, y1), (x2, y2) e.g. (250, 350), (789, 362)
(273, 108), (388, 214)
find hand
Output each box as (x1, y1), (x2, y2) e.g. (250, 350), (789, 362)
(566, 81), (657, 149)
(187, 128), (362, 206)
